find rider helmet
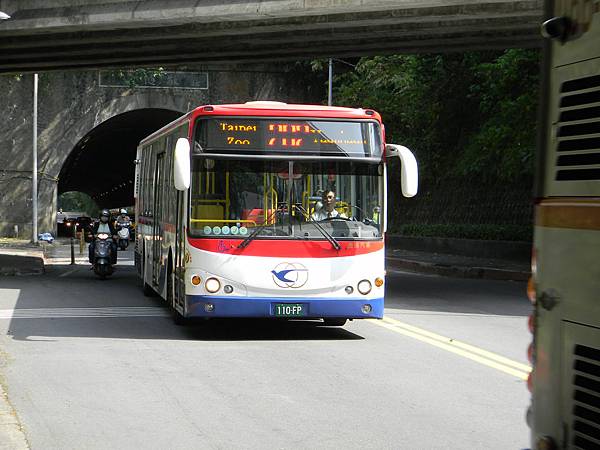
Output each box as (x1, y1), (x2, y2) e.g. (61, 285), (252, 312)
(120, 208), (127, 214)
(100, 209), (110, 222)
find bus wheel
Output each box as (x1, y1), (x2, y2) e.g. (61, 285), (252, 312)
(323, 318), (347, 327)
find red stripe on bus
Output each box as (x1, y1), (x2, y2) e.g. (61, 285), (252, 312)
(187, 237), (383, 257)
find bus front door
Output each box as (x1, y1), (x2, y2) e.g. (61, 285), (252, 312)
(152, 152), (164, 286)
(174, 190), (185, 311)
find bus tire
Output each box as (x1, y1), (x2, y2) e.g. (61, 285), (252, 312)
(323, 318), (347, 327)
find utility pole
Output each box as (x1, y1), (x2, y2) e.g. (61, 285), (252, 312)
(328, 58), (333, 106)
(32, 74), (38, 243)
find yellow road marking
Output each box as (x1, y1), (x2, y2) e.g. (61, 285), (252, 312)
(382, 316), (532, 372)
(369, 317), (531, 381)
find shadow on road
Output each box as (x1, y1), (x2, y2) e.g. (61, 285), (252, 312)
(5, 317), (364, 342)
(0, 263), (364, 342)
(182, 318), (364, 341)
(385, 270), (530, 317)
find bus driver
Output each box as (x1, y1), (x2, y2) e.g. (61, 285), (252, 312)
(311, 190), (347, 221)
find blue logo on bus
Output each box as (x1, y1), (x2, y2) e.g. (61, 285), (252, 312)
(271, 263), (308, 288)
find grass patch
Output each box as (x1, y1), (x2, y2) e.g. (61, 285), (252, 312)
(0, 238), (32, 247)
(392, 223), (532, 242)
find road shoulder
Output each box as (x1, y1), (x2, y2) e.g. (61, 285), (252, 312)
(0, 380), (29, 449)
(0, 240), (46, 276)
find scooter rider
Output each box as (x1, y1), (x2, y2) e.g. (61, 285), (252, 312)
(115, 208), (131, 227)
(115, 208), (132, 250)
(89, 209), (118, 265)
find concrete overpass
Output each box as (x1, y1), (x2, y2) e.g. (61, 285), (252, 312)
(0, 0), (543, 74)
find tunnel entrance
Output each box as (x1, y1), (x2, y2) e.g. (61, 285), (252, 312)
(58, 108), (182, 211)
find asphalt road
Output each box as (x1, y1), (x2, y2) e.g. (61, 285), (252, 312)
(0, 247), (532, 449)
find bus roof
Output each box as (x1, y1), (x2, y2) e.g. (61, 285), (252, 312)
(191, 101), (382, 121)
(139, 102), (382, 146)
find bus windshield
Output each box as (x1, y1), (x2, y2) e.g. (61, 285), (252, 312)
(189, 158), (382, 240)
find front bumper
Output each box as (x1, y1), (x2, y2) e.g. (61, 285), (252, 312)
(185, 295), (384, 319)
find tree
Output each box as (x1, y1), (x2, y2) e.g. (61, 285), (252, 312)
(326, 50), (539, 240)
(58, 191), (99, 217)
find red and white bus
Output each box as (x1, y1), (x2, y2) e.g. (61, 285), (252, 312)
(134, 101), (418, 325)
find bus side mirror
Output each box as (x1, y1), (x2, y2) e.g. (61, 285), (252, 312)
(385, 144), (418, 197)
(174, 138), (191, 191)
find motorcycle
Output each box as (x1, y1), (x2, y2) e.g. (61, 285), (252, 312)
(93, 233), (115, 279)
(117, 222), (131, 250)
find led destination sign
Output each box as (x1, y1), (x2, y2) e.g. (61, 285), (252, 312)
(195, 118), (382, 157)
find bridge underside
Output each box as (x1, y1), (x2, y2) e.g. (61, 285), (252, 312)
(59, 109), (181, 209)
(0, 1), (543, 74)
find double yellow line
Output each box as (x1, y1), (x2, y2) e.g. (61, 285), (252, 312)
(370, 316), (531, 380)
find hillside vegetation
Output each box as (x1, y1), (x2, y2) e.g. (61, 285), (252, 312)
(328, 50), (539, 241)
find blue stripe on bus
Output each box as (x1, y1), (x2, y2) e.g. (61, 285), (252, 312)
(185, 295), (384, 319)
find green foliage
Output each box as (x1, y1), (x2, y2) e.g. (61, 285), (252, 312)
(457, 49), (539, 182)
(309, 59), (328, 72)
(286, 60), (331, 103)
(58, 191), (99, 218)
(330, 50), (539, 185)
(394, 223), (532, 242)
(102, 67), (167, 88)
(323, 50), (539, 240)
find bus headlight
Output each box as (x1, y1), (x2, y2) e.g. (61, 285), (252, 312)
(205, 278), (221, 293)
(357, 280), (372, 295)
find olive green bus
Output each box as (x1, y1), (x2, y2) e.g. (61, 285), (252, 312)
(528, 1), (600, 448)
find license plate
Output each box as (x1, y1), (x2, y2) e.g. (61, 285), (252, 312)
(274, 303), (306, 317)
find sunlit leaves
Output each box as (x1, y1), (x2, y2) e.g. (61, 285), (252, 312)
(331, 50), (540, 185)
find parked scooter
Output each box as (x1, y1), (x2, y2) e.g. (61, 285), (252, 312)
(92, 233), (115, 279)
(117, 222), (131, 250)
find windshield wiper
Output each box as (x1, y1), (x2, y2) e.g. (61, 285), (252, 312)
(294, 205), (341, 251)
(237, 204), (286, 249)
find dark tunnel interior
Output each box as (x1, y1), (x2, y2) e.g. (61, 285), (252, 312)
(58, 108), (182, 209)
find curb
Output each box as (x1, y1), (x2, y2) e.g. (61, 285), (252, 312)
(385, 257), (530, 281)
(0, 253), (45, 276)
(386, 235), (531, 261)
